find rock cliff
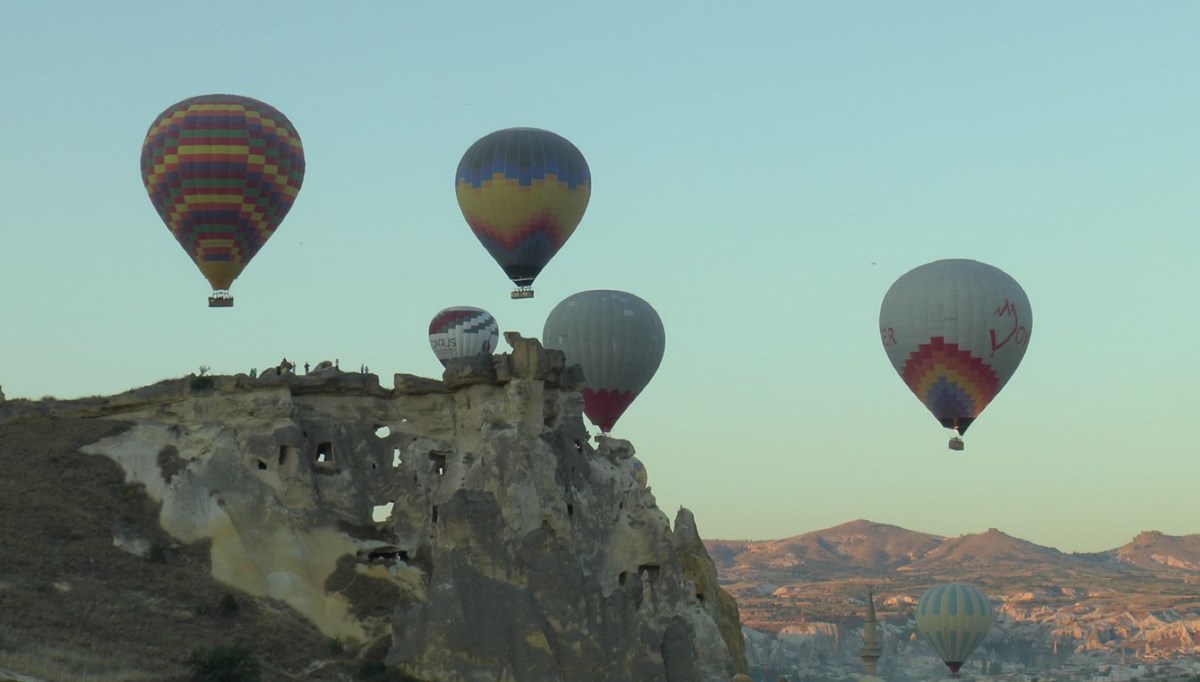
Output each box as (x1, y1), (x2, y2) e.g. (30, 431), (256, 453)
(0, 337), (745, 681)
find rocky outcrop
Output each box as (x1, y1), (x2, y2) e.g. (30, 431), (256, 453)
(1, 336), (744, 681)
(674, 508), (748, 676)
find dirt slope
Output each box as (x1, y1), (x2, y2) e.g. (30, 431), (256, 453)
(0, 417), (362, 681)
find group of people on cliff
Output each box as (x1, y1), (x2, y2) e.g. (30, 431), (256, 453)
(246, 358), (371, 379)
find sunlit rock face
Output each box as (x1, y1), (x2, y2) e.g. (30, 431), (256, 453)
(40, 336), (745, 681)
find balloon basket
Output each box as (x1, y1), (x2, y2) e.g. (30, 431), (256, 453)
(510, 287), (534, 300)
(948, 437), (964, 451)
(208, 291), (234, 308)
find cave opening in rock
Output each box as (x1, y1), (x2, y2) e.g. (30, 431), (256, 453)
(429, 452), (447, 476)
(277, 445), (299, 477)
(316, 442), (333, 463)
(639, 564), (661, 584)
(359, 545), (404, 563)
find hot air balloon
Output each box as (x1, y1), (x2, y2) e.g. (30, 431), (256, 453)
(631, 458), (648, 488)
(916, 582), (993, 676)
(542, 290), (665, 434)
(141, 94), (305, 307)
(455, 128), (590, 299)
(879, 259), (1031, 450)
(428, 306), (500, 367)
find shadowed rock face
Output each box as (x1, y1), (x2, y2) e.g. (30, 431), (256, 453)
(4, 336), (744, 681)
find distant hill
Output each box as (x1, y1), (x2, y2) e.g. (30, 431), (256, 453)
(1113, 530), (1200, 572)
(710, 520), (942, 580)
(895, 527), (1076, 579)
(707, 521), (1200, 584)
(705, 519), (1200, 650)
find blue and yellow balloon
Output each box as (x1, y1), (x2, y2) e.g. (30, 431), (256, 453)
(455, 128), (590, 299)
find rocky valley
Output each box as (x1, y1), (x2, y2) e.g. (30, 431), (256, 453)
(708, 520), (1200, 681)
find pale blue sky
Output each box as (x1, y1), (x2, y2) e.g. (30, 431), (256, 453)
(2, 2), (1197, 552)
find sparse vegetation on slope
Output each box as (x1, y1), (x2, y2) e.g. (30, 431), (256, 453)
(0, 418), (358, 681)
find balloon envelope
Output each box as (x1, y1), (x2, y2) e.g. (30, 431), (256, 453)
(879, 259), (1031, 435)
(916, 583), (993, 674)
(428, 307), (500, 368)
(455, 128), (590, 297)
(543, 290), (665, 433)
(141, 94), (305, 306)
(631, 458), (648, 488)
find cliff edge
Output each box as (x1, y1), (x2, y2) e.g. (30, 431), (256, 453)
(0, 337), (745, 681)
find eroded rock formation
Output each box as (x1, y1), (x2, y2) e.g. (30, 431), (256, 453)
(0, 336), (745, 681)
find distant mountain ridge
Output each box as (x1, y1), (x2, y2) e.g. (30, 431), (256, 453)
(714, 521), (1200, 677)
(706, 519), (1200, 583)
(706, 518), (1200, 664)
(707, 520), (942, 577)
(1116, 530), (1200, 572)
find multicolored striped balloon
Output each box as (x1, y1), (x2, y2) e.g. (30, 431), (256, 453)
(879, 259), (1031, 444)
(141, 94), (305, 307)
(455, 128), (590, 299)
(543, 290), (665, 434)
(428, 306), (499, 368)
(916, 582), (993, 675)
